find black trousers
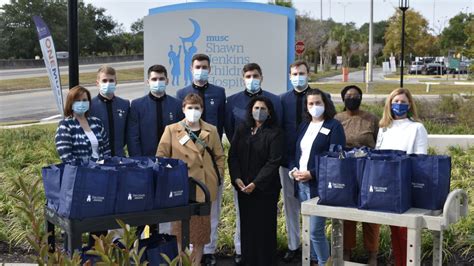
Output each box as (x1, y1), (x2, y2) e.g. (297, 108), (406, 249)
(238, 190), (279, 266)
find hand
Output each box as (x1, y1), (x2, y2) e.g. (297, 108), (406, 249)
(235, 178), (246, 191)
(242, 182), (256, 194)
(294, 170), (312, 182)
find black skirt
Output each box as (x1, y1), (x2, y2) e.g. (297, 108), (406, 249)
(238, 189), (280, 266)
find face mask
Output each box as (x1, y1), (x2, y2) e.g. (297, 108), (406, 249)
(72, 101), (89, 115)
(252, 109), (269, 122)
(185, 109), (202, 123)
(245, 78), (261, 93)
(193, 69), (209, 82)
(309, 105), (325, 118)
(344, 97), (362, 111)
(149, 80), (166, 94)
(99, 82), (116, 96)
(391, 103), (409, 117)
(290, 75), (308, 90)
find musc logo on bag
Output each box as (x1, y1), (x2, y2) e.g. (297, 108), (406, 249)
(327, 182), (345, 189)
(169, 190), (184, 198)
(86, 194), (105, 203)
(368, 185), (388, 193)
(127, 193), (146, 201)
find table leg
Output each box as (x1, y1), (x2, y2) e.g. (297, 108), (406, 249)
(67, 232), (83, 257)
(432, 230), (443, 266)
(45, 220), (55, 253)
(302, 214), (311, 266)
(181, 219), (190, 252)
(406, 228), (421, 265)
(331, 218), (344, 265)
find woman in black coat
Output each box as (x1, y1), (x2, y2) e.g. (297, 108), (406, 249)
(228, 96), (283, 266)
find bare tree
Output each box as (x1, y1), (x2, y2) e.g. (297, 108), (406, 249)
(296, 14), (331, 72)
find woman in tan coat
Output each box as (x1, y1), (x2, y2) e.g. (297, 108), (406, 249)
(157, 93), (225, 265)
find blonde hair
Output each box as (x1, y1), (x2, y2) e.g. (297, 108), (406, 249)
(379, 88), (420, 128)
(96, 65), (116, 80)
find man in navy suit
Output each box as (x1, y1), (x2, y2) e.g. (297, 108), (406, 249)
(127, 64), (183, 157)
(90, 65), (129, 157)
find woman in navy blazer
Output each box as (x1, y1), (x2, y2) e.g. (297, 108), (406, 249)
(290, 88), (346, 265)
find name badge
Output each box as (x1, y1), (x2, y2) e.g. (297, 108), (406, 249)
(179, 135), (190, 145)
(320, 127), (331, 135)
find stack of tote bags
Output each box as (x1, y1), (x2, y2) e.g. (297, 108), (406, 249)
(316, 148), (451, 213)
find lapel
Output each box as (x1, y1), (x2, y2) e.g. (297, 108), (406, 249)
(296, 122), (309, 157)
(176, 121), (201, 154)
(311, 119), (330, 153)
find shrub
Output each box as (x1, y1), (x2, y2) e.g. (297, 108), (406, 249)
(0, 118), (473, 263)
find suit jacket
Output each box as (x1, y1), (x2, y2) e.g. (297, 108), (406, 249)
(228, 123), (283, 195)
(90, 94), (130, 156)
(157, 119), (225, 203)
(127, 93), (183, 156)
(291, 118), (346, 197)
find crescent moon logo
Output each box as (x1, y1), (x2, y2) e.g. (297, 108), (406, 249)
(180, 18), (201, 43)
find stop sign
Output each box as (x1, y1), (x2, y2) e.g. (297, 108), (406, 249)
(295, 41), (305, 55)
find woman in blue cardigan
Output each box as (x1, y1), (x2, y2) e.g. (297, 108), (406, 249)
(290, 88), (346, 265)
(55, 85), (111, 163)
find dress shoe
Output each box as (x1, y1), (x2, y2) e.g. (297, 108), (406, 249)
(282, 248), (300, 262)
(234, 254), (242, 265)
(202, 254), (217, 266)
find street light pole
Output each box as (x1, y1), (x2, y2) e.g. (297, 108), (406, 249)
(68, 0), (79, 88)
(319, 0), (324, 73)
(338, 2), (351, 25)
(399, 0), (409, 88)
(368, 0), (373, 82)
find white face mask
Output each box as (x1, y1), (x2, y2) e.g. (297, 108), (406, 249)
(184, 109), (202, 123)
(309, 105), (325, 118)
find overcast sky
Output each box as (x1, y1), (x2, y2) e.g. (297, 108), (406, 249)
(83, 0), (472, 34)
(1, 0), (472, 34)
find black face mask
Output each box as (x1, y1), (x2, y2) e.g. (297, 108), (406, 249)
(344, 97), (362, 111)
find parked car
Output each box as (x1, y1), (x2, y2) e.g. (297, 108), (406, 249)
(425, 63), (447, 75)
(409, 61), (425, 74)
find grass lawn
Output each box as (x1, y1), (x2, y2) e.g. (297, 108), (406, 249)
(309, 67), (362, 81)
(0, 68), (144, 92)
(309, 82), (474, 95)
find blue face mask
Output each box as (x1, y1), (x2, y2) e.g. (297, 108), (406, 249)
(245, 78), (261, 93)
(193, 69), (209, 82)
(72, 101), (89, 115)
(99, 82), (116, 96)
(149, 80), (166, 94)
(391, 103), (409, 117)
(290, 75), (308, 90)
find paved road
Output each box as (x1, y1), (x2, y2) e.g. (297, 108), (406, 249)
(318, 67), (388, 83)
(0, 82), (148, 123)
(0, 81), (443, 123)
(0, 60), (144, 80)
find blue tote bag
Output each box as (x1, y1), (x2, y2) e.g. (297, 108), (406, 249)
(58, 162), (118, 219)
(360, 156), (412, 213)
(115, 165), (154, 214)
(316, 153), (362, 207)
(42, 163), (65, 211)
(139, 234), (178, 265)
(410, 155), (451, 210)
(154, 157), (189, 209)
(89, 157), (155, 214)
